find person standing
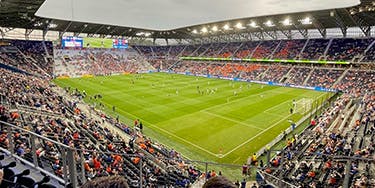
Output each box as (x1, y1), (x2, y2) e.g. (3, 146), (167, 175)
(240, 179), (246, 188)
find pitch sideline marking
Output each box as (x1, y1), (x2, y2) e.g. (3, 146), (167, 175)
(73, 77), (328, 159)
(201, 110), (265, 131)
(99, 101), (219, 157)
(220, 92), (327, 157)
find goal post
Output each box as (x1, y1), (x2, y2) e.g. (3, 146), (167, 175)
(295, 98), (313, 114)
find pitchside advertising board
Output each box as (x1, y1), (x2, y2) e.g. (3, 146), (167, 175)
(61, 37), (128, 49)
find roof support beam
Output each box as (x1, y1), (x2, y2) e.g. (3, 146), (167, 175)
(347, 10), (371, 37)
(42, 27), (49, 41)
(0, 27), (14, 39)
(25, 28), (33, 40)
(264, 30), (277, 40)
(58, 21), (73, 38)
(252, 31), (264, 40)
(293, 24), (308, 39)
(331, 10), (347, 37)
(93, 25), (105, 35)
(279, 29), (292, 39)
(311, 16), (327, 38)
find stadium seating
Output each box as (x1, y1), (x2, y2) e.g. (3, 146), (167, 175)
(54, 48), (153, 77)
(0, 67), (200, 187)
(326, 38), (374, 61)
(0, 36), (374, 187)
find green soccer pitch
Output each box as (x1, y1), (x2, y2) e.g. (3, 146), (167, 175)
(54, 72), (330, 165)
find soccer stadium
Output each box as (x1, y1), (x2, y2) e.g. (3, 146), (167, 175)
(0, 0), (374, 187)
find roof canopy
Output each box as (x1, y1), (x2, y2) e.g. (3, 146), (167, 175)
(0, 0), (374, 40)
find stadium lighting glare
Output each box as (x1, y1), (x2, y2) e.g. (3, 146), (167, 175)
(264, 20), (274, 27)
(249, 21), (258, 28)
(235, 23), (245, 29)
(282, 18), (292, 26)
(212, 26), (218, 32)
(33, 22), (42, 27)
(192, 29), (198, 34)
(300, 17), (312, 25)
(201, 27), (208, 33)
(223, 24), (230, 30)
(135, 32), (151, 37)
(48, 23), (58, 28)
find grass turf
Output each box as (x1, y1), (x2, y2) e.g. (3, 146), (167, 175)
(54, 72), (329, 166)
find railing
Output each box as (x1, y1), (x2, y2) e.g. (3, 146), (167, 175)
(0, 120), (250, 187)
(0, 120), (144, 187)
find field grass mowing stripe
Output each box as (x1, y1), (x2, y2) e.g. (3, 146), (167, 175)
(100, 100), (220, 157)
(221, 92), (327, 157)
(221, 113), (293, 157)
(200, 110), (265, 131)
(263, 99), (293, 113)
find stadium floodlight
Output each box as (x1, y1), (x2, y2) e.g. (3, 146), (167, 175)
(249, 21), (258, 28)
(34, 22), (42, 27)
(281, 18), (292, 26)
(212, 26), (218, 32)
(300, 17), (312, 25)
(48, 23), (58, 28)
(236, 23), (245, 29)
(223, 24), (230, 30)
(192, 29), (198, 34)
(264, 20), (275, 27)
(201, 27), (208, 33)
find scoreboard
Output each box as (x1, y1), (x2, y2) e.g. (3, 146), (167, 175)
(112, 39), (128, 49)
(61, 36), (83, 48)
(62, 37), (128, 49)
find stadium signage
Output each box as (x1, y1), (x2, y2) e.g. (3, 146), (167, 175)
(179, 57), (350, 65)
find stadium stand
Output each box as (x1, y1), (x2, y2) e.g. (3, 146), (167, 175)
(0, 35), (374, 188)
(53, 48), (154, 77)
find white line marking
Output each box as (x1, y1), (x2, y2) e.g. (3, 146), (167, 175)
(220, 92), (327, 157)
(221, 113), (293, 157)
(201, 110), (265, 131)
(263, 100), (291, 113)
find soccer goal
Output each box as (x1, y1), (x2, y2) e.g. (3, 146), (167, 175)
(294, 98), (313, 114)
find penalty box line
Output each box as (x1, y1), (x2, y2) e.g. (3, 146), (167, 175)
(220, 92), (327, 157)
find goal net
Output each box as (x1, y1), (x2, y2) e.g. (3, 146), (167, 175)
(294, 98), (313, 114)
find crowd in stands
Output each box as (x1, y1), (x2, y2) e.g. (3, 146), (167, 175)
(132, 37), (375, 64)
(273, 39), (306, 59)
(54, 48), (153, 77)
(10, 40), (54, 75)
(326, 38), (374, 61)
(0, 37), (374, 188)
(0, 43), (51, 76)
(0, 67), (201, 187)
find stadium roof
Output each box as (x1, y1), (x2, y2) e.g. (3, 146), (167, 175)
(0, 0), (375, 40)
(35, 0), (358, 31)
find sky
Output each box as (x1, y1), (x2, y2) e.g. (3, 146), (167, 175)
(36, 0), (360, 30)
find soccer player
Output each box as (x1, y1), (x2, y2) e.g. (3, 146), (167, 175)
(292, 99), (297, 108)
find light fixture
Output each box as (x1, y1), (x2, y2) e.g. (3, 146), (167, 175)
(192, 29), (198, 34)
(48, 23), (58, 28)
(223, 24), (230, 30)
(249, 21), (258, 28)
(201, 27), (208, 33)
(236, 23), (245, 29)
(282, 18), (292, 26)
(264, 20), (274, 27)
(212, 26), (218, 32)
(300, 17), (312, 25)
